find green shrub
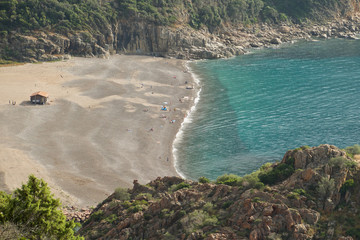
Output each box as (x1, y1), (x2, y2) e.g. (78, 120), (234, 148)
(171, 182), (191, 192)
(135, 193), (153, 200)
(105, 214), (117, 224)
(287, 192), (300, 200)
(89, 210), (104, 221)
(221, 201), (233, 209)
(108, 198), (121, 209)
(0, 175), (82, 239)
(216, 174), (242, 186)
(128, 205), (143, 213)
(291, 188), (313, 199)
(293, 146), (311, 152)
(199, 176), (210, 184)
(180, 210), (218, 233)
(329, 157), (357, 169)
(160, 209), (174, 218)
(345, 144), (360, 158)
(293, 188), (306, 196)
(177, 210), (186, 218)
(317, 177), (335, 201)
(203, 202), (216, 215)
(240, 173), (264, 190)
(258, 158), (295, 185)
(260, 162), (273, 171)
(340, 179), (355, 194)
(121, 200), (131, 209)
(114, 187), (130, 201)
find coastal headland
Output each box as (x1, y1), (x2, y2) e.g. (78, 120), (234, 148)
(0, 55), (196, 207)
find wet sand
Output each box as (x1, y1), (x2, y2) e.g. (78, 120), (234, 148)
(0, 55), (195, 207)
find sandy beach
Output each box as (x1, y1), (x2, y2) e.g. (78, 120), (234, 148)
(0, 55), (195, 207)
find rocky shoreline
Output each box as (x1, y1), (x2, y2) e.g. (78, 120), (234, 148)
(77, 145), (360, 239)
(1, 14), (360, 62)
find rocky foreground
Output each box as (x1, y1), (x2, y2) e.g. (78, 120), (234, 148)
(2, 15), (360, 62)
(77, 145), (360, 240)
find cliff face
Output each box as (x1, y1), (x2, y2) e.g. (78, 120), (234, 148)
(77, 145), (360, 240)
(2, 14), (360, 62)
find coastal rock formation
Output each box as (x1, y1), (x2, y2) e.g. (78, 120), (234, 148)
(1, 14), (360, 62)
(78, 145), (360, 240)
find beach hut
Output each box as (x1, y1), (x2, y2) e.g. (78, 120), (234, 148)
(30, 91), (49, 104)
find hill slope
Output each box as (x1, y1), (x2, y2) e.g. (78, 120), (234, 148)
(1, 0), (360, 61)
(78, 144), (360, 239)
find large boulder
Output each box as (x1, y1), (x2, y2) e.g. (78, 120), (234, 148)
(282, 144), (349, 170)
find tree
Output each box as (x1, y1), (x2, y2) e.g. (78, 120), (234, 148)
(0, 175), (83, 240)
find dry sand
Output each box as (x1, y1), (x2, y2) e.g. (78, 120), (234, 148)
(0, 55), (196, 207)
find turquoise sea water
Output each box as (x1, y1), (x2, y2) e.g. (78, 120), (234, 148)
(174, 38), (360, 180)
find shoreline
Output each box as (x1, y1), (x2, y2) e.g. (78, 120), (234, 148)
(173, 61), (202, 180)
(0, 55), (196, 208)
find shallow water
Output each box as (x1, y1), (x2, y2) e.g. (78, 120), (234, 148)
(175, 38), (360, 180)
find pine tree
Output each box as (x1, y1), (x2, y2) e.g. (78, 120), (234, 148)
(0, 175), (83, 240)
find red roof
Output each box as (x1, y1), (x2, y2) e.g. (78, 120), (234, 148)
(30, 91), (49, 98)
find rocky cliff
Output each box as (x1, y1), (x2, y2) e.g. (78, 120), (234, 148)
(77, 145), (360, 240)
(2, 15), (360, 62)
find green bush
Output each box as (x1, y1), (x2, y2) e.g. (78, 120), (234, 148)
(221, 201), (233, 209)
(199, 176), (210, 184)
(203, 202), (216, 215)
(340, 179), (355, 194)
(135, 192), (153, 200)
(287, 192), (300, 200)
(105, 214), (117, 224)
(160, 209), (174, 218)
(258, 158), (295, 185)
(329, 157), (357, 169)
(89, 210), (104, 222)
(240, 173), (264, 190)
(114, 187), (130, 201)
(121, 200), (131, 209)
(317, 177), (335, 201)
(345, 144), (360, 158)
(0, 175), (82, 239)
(128, 205), (143, 213)
(180, 210), (218, 233)
(171, 182), (191, 192)
(216, 174), (242, 186)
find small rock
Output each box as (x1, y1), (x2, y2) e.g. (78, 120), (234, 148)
(270, 38), (282, 44)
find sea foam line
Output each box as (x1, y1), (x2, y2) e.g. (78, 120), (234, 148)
(173, 61), (202, 179)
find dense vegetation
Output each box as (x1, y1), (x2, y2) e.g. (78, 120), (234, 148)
(0, 0), (357, 35)
(0, 0), (116, 35)
(0, 175), (82, 240)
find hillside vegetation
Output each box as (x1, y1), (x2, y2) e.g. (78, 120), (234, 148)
(1, 0), (359, 35)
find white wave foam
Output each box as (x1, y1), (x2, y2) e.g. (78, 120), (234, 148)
(173, 61), (202, 179)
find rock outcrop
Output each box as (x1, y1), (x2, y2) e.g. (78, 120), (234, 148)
(78, 145), (360, 240)
(2, 14), (360, 62)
